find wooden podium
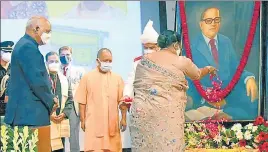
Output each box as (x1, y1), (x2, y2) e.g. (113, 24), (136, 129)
(34, 126), (52, 152)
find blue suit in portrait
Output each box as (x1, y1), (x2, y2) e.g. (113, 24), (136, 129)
(4, 34), (55, 127)
(186, 33), (258, 120)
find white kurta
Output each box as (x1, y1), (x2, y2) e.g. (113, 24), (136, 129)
(121, 57), (141, 148)
(62, 65), (85, 152)
(123, 59), (140, 99)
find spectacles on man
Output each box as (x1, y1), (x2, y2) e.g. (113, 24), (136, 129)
(202, 17), (221, 24)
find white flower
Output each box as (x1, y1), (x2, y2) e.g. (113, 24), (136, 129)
(225, 138), (231, 145)
(231, 142), (238, 148)
(231, 123), (242, 132)
(244, 130), (252, 140)
(245, 145), (253, 149)
(222, 146), (228, 149)
(185, 128), (191, 132)
(245, 123), (253, 130)
(252, 126), (258, 132)
(213, 135), (222, 143)
(236, 131), (244, 140)
(188, 125), (195, 132)
(252, 143), (258, 148)
(221, 127), (226, 133)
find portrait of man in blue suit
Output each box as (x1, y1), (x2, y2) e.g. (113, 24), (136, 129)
(185, 7), (259, 120)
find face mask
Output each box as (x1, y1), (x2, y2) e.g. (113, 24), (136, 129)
(48, 63), (60, 72)
(98, 59), (112, 72)
(144, 49), (154, 54)
(177, 48), (181, 56)
(1, 51), (11, 62)
(60, 55), (71, 65)
(41, 32), (51, 45)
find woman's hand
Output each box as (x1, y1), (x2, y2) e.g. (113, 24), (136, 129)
(206, 66), (218, 75)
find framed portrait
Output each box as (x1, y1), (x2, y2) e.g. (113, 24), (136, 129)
(181, 1), (263, 121)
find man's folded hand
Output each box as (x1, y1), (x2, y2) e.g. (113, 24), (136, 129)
(50, 115), (58, 123)
(55, 113), (65, 122)
(51, 97), (59, 114)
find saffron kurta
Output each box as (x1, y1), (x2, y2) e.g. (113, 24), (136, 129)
(75, 68), (124, 152)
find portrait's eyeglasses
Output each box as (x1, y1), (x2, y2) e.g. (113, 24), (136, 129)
(202, 17), (221, 24)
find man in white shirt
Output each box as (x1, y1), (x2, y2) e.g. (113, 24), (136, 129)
(58, 46), (85, 152)
(121, 20), (160, 151)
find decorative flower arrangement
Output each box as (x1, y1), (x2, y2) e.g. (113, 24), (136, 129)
(0, 125), (38, 152)
(184, 116), (268, 151)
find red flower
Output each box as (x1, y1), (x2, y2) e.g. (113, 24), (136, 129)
(259, 142), (268, 152)
(239, 139), (247, 147)
(124, 97), (133, 103)
(265, 134), (268, 141)
(264, 121), (268, 127)
(254, 116), (264, 126)
(205, 122), (219, 138)
(258, 132), (267, 141)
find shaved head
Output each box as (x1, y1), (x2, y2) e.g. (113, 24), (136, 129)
(25, 16), (51, 45)
(97, 48), (112, 59)
(96, 48), (112, 72)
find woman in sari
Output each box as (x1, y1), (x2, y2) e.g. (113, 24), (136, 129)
(129, 30), (216, 152)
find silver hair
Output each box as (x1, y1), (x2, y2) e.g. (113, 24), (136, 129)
(25, 16), (48, 30)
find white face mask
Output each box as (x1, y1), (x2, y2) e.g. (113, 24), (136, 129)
(144, 49), (154, 54)
(98, 59), (112, 72)
(1, 51), (12, 62)
(48, 63), (60, 72)
(41, 32), (51, 45)
(177, 48), (181, 55)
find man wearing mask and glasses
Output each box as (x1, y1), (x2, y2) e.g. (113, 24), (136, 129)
(45, 52), (74, 152)
(58, 46), (85, 152)
(4, 16), (58, 152)
(186, 7), (257, 121)
(75, 48), (127, 152)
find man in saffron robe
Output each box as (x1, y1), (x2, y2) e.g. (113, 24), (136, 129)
(75, 48), (127, 152)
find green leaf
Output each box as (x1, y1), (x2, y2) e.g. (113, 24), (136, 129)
(230, 130), (235, 137)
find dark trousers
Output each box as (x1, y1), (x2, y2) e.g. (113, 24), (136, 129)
(123, 148), (132, 152)
(52, 138), (65, 152)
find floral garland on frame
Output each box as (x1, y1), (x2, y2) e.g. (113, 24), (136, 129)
(178, 1), (261, 102)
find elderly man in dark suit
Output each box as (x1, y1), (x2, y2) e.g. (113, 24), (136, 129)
(4, 16), (58, 152)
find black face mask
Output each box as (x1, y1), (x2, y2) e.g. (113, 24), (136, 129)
(60, 55), (71, 65)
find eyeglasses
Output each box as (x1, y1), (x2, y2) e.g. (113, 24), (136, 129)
(61, 54), (71, 56)
(48, 60), (59, 64)
(202, 17), (221, 24)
